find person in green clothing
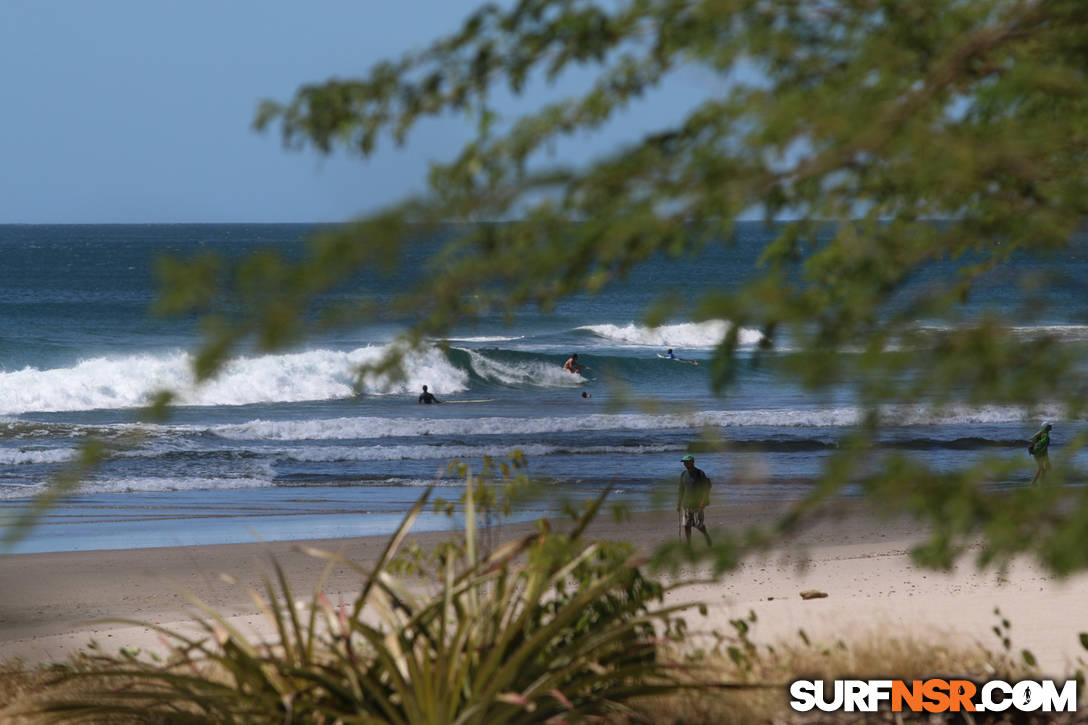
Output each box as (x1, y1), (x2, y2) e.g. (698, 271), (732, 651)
(1029, 422), (1053, 485)
(676, 454), (712, 546)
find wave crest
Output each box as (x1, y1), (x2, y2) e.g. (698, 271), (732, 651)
(577, 321), (762, 348)
(205, 404), (1054, 441)
(462, 349), (586, 387)
(0, 345), (469, 414)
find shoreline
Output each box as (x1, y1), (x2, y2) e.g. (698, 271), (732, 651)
(2, 499), (1087, 676)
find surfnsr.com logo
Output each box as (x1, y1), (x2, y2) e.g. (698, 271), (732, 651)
(790, 679), (1078, 714)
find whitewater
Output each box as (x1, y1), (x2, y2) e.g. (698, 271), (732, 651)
(0, 223), (1084, 552)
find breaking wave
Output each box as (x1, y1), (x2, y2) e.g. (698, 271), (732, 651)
(576, 321), (763, 348)
(0, 345), (469, 414)
(203, 403), (1053, 442)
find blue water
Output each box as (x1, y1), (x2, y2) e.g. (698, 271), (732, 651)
(0, 223), (1084, 553)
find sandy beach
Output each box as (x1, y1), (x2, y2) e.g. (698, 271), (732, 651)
(2, 500), (1087, 676)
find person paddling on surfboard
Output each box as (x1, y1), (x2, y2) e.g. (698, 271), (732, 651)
(563, 353), (588, 374)
(418, 385), (441, 404)
(660, 348), (699, 366)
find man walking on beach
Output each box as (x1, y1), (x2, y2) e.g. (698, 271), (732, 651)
(1029, 422), (1053, 484)
(677, 454), (712, 546)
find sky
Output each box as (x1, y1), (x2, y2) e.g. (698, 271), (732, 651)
(2, 1), (715, 224)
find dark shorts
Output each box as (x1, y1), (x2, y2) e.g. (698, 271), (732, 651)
(683, 508), (705, 528)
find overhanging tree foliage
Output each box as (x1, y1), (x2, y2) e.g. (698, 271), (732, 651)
(157, 0), (1088, 572)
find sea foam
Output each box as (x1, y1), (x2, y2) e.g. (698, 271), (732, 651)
(577, 320), (763, 348)
(462, 348), (587, 387)
(0, 345), (468, 414)
(273, 442), (680, 463)
(203, 403), (1054, 442)
(0, 447), (76, 465)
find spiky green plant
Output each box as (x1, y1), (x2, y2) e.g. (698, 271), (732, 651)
(28, 483), (696, 724)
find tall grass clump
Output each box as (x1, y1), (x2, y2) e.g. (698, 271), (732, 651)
(24, 479), (697, 724)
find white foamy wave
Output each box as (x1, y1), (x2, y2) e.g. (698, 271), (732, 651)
(462, 349), (586, 387)
(0, 447), (76, 465)
(0, 475), (276, 500)
(887, 403), (1058, 426)
(207, 410), (821, 441)
(0, 345), (468, 414)
(1010, 325), (1088, 341)
(206, 404), (1051, 442)
(80, 476), (276, 495)
(577, 321), (762, 348)
(443, 335), (526, 343)
(274, 442), (680, 463)
(914, 324), (1088, 344)
(735, 403), (1057, 427)
(350, 477), (500, 489)
(745, 403), (1064, 427)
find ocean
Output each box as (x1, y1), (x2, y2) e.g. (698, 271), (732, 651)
(0, 223), (1084, 553)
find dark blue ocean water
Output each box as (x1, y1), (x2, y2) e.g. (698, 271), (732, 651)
(0, 223), (1085, 552)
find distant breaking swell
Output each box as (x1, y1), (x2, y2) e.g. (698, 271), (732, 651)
(0, 344), (588, 414)
(154, 436), (1042, 457)
(0, 340), (747, 414)
(701, 437), (1036, 452)
(0, 337), (1075, 417)
(195, 407), (1047, 442)
(0, 436), (1039, 472)
(0, 321), (755, 414)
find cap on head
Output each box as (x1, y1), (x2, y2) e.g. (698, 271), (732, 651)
(681, 454), (694, 462)
(1044, 422), (1053, 429)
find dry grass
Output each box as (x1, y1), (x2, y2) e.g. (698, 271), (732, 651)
(0, 660), (50, 715)
(0, 487), (697, 724)
(617, 625), (1083, 725)
(0, 655), (135, 724)
(2, 625), (1085, 724)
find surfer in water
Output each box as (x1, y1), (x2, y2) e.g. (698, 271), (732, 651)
(661, 348), (699, 366)
(563, 353), (587, 374)
(418, 385), (441, 404)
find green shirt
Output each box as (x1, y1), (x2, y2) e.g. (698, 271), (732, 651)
(678, 467), (711, 508)
(1030, 429), (1051, 456)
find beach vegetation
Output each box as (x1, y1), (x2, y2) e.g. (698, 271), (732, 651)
(6, 576), (1078, 723)
(144, 0), (1088, 575)
(17, 484), (702, 723)
(8, 2), (1088, 720)
(632, 624), (1047, 725)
